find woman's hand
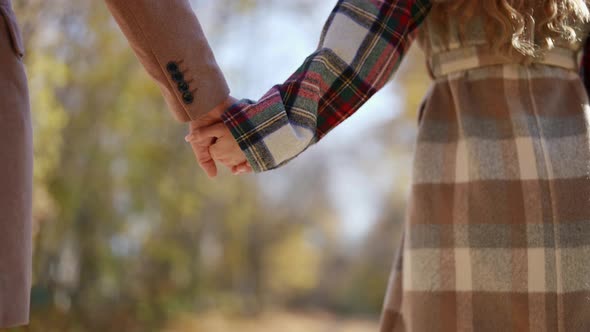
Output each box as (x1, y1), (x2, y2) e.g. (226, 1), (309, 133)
(188, 122), (252, 175)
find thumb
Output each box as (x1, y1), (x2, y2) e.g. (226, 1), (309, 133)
(232, 161), (253, 175)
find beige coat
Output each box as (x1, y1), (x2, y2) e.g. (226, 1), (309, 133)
(0, 0), (229, 327)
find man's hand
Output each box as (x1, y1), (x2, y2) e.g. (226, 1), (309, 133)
(186, 96), (252, 178)
(186, 96), (235, 178)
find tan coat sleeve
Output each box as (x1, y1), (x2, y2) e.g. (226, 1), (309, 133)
(104, 0), (230, 122)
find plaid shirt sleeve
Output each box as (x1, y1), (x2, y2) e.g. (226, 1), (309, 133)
(581, 33), (590, 98)
(221, 0), (432, 172)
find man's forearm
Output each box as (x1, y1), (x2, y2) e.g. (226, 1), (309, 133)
(103, 0), (230, 122)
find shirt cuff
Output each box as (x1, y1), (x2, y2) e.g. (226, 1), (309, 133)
(220, 98), (276, 173)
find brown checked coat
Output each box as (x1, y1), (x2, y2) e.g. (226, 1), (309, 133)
(0, 0), (229, 327)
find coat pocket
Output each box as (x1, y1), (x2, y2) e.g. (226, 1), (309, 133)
(0, 5), (24, 58)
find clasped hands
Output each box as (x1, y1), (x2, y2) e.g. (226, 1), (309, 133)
(185, 96), (252, 178)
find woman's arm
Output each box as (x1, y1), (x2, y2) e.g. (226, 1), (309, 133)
(104, 0), (230, 122)
(220, 0), (432, 173)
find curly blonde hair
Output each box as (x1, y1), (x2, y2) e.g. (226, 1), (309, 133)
(429, 0), (590, 58)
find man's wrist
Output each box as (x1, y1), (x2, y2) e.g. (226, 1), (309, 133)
(207, 95), (237, 118)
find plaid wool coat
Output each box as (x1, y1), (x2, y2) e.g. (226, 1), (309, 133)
(221, 0), (590, 331)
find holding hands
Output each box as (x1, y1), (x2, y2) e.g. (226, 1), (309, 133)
(185, 96), (252, 178)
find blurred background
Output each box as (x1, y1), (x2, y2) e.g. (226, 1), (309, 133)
(8, 0), (431, 331)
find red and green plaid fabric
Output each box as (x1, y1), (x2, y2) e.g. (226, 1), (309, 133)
(221, 0), (432, 172)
